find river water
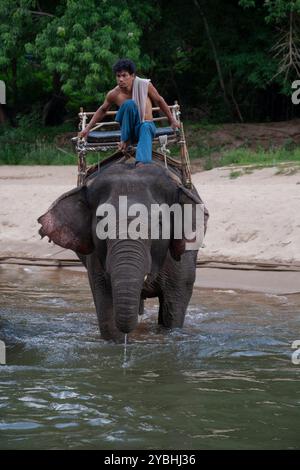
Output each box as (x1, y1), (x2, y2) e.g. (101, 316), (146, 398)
(0, 265), (299, 450)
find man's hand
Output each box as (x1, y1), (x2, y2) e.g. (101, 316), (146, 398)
(78, 128), (89, 139)
(77, 95), (112, 140)
(118, 140), (129, 153)
(170, 118), (181, 130)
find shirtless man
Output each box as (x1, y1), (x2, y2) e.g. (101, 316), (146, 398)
(78, 58), (180, 163)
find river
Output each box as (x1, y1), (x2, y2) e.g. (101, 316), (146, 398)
(0, 265), (299, 449)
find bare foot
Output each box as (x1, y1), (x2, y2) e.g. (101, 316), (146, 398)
(118, 140), (129, 153)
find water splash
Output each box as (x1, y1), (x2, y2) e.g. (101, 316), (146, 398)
(122, 334), (128, 371)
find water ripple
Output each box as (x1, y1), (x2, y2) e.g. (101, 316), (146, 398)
(0, 267), (300, 449)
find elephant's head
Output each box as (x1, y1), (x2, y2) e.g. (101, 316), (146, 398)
(38, 163), (206, 334)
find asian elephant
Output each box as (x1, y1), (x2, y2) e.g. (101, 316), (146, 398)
(38, 160), (208, 341)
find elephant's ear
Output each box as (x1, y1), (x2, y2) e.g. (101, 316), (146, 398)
(169, 185), (209, 261)
(38, 186), (94, 254)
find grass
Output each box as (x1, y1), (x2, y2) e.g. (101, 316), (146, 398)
(229, 170), (243, 179)
(0, 120), (110, 165)
(218, 146), (300, 168)
(0, 141), (110, 165)
(220, 147), (300, 178)
(226, 162), (300, 179)
(184, 120), (221, 133)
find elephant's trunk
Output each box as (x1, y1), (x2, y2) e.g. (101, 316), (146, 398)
(107, 240), (150, 334)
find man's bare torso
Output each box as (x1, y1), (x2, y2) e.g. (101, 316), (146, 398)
(78, 69), (179, 140)
(110, 86), (153, 121)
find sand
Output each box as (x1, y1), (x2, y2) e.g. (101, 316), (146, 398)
(192, 165), (300, 265)
(0, 164), (300, 293)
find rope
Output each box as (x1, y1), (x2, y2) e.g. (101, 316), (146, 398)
(158, 135), (170, 169)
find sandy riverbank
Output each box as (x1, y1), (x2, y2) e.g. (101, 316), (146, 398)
(0, 164), (299, 293)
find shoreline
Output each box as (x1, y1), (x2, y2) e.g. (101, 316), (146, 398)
(1, 261), (299, 295)
(195, 267), (300, 295)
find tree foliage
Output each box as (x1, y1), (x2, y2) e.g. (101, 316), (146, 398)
(26, 0), (143, 106)
(0, 0), (46, 105)
(1, 0), (300, 122)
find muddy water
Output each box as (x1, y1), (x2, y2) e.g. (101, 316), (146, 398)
(0, 265), (299, 450)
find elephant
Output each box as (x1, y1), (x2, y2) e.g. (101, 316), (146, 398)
(38, 158), (208, 341)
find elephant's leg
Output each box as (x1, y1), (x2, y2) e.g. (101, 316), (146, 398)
(139, 297), (144, 316)
(158, 283), (194, 328)
(84, 255), (124, 342)
(158, 252), (196, 328)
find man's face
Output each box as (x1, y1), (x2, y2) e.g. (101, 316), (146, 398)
(116, 70), (135, 90)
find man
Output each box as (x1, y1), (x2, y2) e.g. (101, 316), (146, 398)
(78, 58), (180, 163)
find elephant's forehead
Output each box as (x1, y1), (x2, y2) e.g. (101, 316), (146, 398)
(87, 164), (171, 190)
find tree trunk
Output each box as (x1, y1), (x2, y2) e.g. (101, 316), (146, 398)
(0, 104), (8, 125)
(42, 72), (67, 126)
(11, 58), (18, 107)
(229, 69), (244, 122)
(194, 0), (234, 118)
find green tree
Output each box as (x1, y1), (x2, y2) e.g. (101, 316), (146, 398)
(27, 0), (143, 109)
(240, 0), (300, 86)
(0, 0), (45, 107)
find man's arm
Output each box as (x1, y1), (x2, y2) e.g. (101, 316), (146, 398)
(78, 91), (114, 139)
(148, 83), (180, 129)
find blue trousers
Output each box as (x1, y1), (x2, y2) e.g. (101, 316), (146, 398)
(115, 99), (156, 163)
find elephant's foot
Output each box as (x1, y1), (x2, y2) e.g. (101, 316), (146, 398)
(100, 324), (125, 343)
(97, 313), (125, 343)
(118, 140), (130, 153)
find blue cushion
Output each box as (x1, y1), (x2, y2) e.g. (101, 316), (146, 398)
(155, 127), (176, 137)
(88, 130), (121, 141)
(87, 126), (175, 142)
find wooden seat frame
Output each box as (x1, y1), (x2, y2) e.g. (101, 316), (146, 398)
(72, 101), (191, 187)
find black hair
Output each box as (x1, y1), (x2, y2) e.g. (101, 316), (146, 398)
(112, 58), (136, 75)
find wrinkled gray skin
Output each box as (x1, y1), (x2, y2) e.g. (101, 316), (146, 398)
(38, 162), (208, 342)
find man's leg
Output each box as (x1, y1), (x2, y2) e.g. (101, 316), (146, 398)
(115, 99), (140, 151)
(136, 121), (156, 163)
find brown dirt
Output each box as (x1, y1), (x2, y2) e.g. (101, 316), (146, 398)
(186, 119), (300, 172)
